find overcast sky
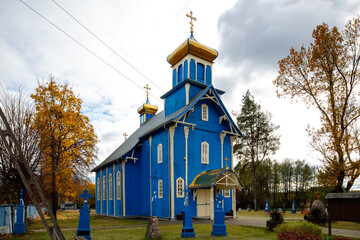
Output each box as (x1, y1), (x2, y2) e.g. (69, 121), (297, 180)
(1, 0), (359, 189)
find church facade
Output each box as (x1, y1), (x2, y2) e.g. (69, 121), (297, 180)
(92, 28), (243, 219)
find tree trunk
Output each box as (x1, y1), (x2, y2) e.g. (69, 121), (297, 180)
(252, 161), (257, 211)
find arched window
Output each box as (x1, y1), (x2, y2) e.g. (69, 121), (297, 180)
(158, 179), (163, 199)
(157, 143), (163, 164)
(201, 141), (209, 164)
(176, 177), (184, 198)
(117, 171), (121, 200)
(197, 63), (204, 84)
(178, 64), (183, 83)
(97, 177), (100, 201)
(206, 65), (211, 85)
(173, 69), (177, 87)
(202, 104), (208, 121)
(190, 59), (196, 80)
(109, 174), (113, 200)
(103, 176), (106, 200)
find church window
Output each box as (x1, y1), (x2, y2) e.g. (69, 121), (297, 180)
(197, 63), (204, 84)
(117, 171), (121, 200)
(190, 59), (196, 80)
(176, 177), (184, 198)
(157, 143), (163, 164)
(184, 60), (188, 80)
(102, 176), (106, 200)
(109, 174), (113, 200)
(158, 179), (163, 199)
(178, 64), (183, 83)
(206, 65), (211, 85)
(201, 141), (209, 164)
(224, 189), (230, 198)
(202, 104), (208, 121)
(97, 178), (100, 201)
(173, 69), (177, 87)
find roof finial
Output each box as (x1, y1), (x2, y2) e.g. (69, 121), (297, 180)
(123, 132), (128, 141)
(186, 11), (197, 35)
(144, 84), (151, 101)
(225, 156), (229, 169)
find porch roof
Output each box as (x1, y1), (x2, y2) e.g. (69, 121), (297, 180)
(189, 168), (243, 190)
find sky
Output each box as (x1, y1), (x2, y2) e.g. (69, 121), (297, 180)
(1, 0), (360, 189)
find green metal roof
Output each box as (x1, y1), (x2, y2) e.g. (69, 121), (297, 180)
(189, 168), (243, 190)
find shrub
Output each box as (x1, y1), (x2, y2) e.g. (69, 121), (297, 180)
(275, 221), (322, 240)
(270, 209), (284, 222)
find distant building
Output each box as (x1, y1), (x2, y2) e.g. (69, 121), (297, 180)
(92, 20), (243, 219)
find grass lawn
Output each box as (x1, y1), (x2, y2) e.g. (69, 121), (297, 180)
(8, 210), (359, 239)
(12, 210), (277, 240)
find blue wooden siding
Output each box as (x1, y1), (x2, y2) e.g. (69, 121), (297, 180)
(151, 130), (169, 218)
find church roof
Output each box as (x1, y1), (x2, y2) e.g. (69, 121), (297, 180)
(92, 84), (241, 172)
(189, 168), (243, 190)
(167, 36), (218, 66)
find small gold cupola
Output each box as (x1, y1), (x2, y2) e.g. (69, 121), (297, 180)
(137, 84), (158, 125)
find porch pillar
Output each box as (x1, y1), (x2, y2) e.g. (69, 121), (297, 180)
(232, 189), (236, 219)
(210, 187), (214, 220)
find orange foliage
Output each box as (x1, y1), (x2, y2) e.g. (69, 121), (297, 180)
(31, 76), (98, 214)
(274, 16), (360, 192)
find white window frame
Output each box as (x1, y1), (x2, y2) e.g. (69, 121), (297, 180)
(158, 179), (163, 199)
(201, 141), (209, 164)
(109, 174), (113, 200)
(157, 143), (163, 164)
(201, 104), (208, 121)
(224, 189), (230, 198)
(117, 171), (121, 200)
(102, 176), (106, 200)
(97, 177), (100, 201)
(176, 177), (184, 198)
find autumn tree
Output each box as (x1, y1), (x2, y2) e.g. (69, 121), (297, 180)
(274, 16), (360, 192)
(233, 90), (280, 211)
(0, 85), (41, 204)
(31, 77), (98, 218)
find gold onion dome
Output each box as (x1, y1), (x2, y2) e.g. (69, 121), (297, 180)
(167, 35), (218, 66)
(137, 98), (158, 115)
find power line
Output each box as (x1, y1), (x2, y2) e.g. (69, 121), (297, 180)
(18, 0), (162, 103)
(50, 0), (166, 95)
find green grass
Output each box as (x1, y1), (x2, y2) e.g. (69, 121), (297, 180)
(27, 210), (147, 231)
(9, 210), (360, 239)
(13, 224), (277, 240)
(13, 210), (277, 240)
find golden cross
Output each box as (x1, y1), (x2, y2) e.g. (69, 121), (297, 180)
(225, 156), (229, 168)
(144, 84), (151, 100)
(123, 132), (128, 140)
(186, 11), (197, 34)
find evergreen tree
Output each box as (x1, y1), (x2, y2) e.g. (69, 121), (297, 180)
(233, 90), (280, 210)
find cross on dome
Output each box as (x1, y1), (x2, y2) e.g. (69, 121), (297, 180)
(144, 84), (151, 100)
(186, 11), (197, 35)
(123, 132), (128, 140)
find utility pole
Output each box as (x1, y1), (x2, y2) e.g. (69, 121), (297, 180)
(0, 107), (65, 240)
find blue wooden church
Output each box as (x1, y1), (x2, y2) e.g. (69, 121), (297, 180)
(92, 14), (243, 220)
